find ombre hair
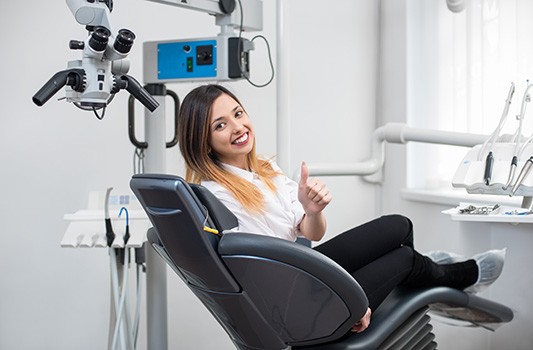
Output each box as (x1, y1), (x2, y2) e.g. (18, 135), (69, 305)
(178, 84), (279, 212)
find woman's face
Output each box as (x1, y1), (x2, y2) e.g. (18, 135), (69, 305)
(208, 93), (255, 169)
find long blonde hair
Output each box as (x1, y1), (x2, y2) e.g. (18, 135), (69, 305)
(178, 84), (279, 212)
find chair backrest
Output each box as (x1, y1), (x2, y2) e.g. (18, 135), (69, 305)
(130, 173), (239, 292)
(130, 174), (369, 350)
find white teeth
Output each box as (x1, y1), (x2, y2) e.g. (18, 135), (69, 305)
(233, 133), (248, 144)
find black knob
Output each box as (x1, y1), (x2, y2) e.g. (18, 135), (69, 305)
(219, 0), (235, 14)
(69, 40), (85, 50)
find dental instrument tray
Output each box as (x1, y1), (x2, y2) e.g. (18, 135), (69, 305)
(442, 202), (533, 223)
(452, 143), (533, 196)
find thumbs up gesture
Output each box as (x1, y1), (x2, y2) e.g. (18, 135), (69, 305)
(298, 161), (332, 215)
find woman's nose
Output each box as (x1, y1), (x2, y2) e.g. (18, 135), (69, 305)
(231, 121), (245, 133)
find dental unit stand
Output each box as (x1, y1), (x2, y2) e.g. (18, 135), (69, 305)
(136, 1), (264, 349)
(140, 90), (169, 350)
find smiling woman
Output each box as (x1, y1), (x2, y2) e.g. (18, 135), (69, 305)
(178, 84), (280, 213)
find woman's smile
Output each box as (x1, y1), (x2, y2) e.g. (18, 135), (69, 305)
(232, 132), (250, 145)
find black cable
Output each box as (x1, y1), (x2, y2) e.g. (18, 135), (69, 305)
(93, 106), (106, 120)
(236, 0), (275, 88)
(249, 35), (275, 88)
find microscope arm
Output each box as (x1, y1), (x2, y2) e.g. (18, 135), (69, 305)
(145, 0), (263, 31)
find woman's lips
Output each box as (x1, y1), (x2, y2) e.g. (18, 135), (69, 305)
(232, 132), (249, 145)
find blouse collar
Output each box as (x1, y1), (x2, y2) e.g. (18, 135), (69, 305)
(221, 163), (256, 181)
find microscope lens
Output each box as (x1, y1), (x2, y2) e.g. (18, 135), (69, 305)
(89, 26), (111, 52)
(114, 29), (136, 54)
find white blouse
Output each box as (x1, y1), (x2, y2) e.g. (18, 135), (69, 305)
(201, 163), (305, 242)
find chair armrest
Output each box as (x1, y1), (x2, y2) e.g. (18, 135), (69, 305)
(219, 232), (369, 344)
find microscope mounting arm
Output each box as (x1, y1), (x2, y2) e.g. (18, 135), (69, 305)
(146, 0), (263, 32)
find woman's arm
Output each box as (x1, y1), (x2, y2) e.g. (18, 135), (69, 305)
(299, 212), (327, 241)
(297, 162), (332, 241)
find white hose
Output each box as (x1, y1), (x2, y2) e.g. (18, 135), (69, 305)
(133, 264), (143, 349)
(109, 249), (126, 350)
(512, 83), (533, 159)
(111, 248), (131, 350)
(477, 83), (515, 160)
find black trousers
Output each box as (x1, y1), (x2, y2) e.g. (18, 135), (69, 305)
(313, 215), (477, 311)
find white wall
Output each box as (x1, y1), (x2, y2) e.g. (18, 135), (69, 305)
(379, 0), (533, 349)
(0, 1), (378, 349)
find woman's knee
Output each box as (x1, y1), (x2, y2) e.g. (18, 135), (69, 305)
(380, 214), (411, 227)
(380, 214), (414, 246)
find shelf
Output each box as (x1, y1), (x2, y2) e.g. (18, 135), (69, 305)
(442, 203), (533, 224)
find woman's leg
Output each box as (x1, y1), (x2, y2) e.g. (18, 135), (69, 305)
(350, 246), (414, 310)
(402, 251), (478, 290)
(349, 249), (478, 310)
(313, 214), (414, 272)
(314, 214), (479, 310)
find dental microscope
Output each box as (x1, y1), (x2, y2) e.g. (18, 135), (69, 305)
(32, 0), (159, 118)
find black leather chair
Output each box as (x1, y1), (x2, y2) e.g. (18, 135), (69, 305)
(130, 174), (513, 350)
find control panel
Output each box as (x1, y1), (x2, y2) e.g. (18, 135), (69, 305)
(143, 36), (249, 83)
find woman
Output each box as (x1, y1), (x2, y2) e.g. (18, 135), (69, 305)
(177, 84), (505, 333)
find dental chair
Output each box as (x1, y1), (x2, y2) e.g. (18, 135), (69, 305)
(130, 174), (514, 350)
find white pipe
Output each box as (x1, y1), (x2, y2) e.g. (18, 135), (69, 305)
(144, 95), (168, 350)
(276, 0), (291, 174)
(306, 123), (489, 177)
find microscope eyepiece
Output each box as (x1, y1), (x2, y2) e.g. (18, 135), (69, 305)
(114, 29), (135, 54)
(89, 26), (111, 52)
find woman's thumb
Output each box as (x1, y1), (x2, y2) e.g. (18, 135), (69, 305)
(300, 161), (309, 185)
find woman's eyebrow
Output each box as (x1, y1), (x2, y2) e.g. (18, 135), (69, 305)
(211, 104), (242, 125)
(211, 105), (241, 124)
(211, 116), (224, 126)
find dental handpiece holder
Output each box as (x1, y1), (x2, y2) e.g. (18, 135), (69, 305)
(452, 143), (533, 202)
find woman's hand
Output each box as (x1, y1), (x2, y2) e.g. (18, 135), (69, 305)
(297, 161), (332, 241)
(351, 307), (372, 333)
(298, 161), (332, 215)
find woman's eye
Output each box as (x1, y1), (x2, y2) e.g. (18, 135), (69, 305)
(215, 122), (226, 130)
(235, 110), (243, 118)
